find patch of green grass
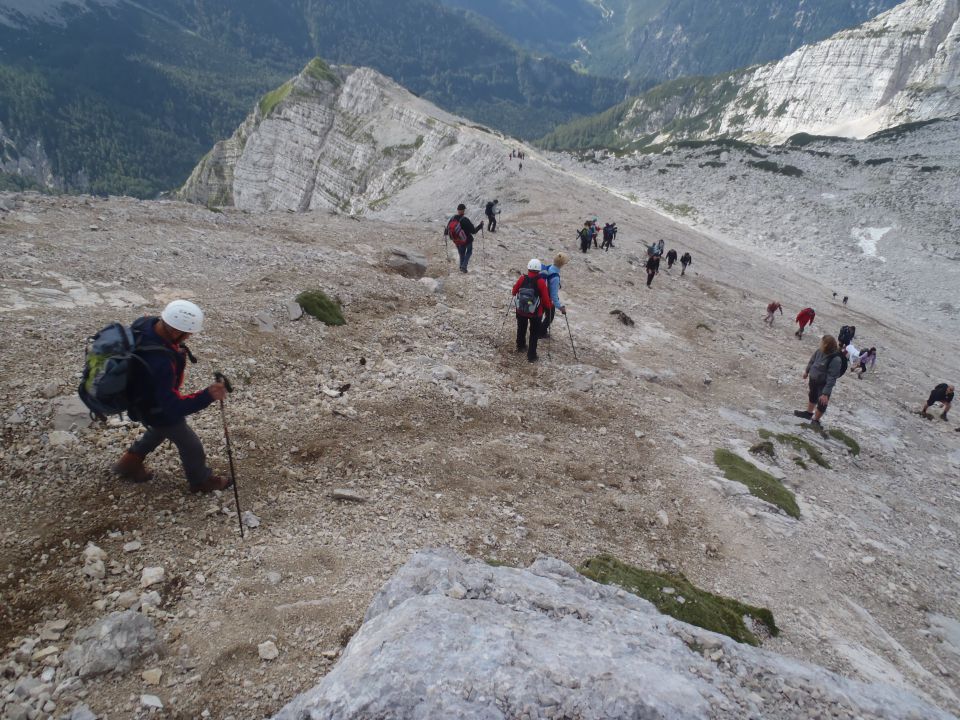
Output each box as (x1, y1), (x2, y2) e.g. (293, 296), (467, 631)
(303, 58), (340, 85)
(828, 428), (860, 456)
(750, 441), (775, 457)
(758, 429), (830, 469)
(696, 323), (713, 332)
(581, 555), (779, 646)
(485, 558), (513, 567)
(714, 449), (800, 519)
(296, 290), (346, 326)
(656, 200), (697, 218)
(259, 80), (294, 119)
(793, 457), (808, 470)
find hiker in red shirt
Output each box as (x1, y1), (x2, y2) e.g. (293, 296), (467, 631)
(764, 301), (783, 327)
(795, 307), (815, 339)
(512, 259), (553, 363)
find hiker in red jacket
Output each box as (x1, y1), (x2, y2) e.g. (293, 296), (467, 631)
(764, 301), (783, 327)
(795, 307), (815, 338)
(512, 259), (553, 363)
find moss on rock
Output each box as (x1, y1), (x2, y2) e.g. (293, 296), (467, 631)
(714, 449), (800, 519)
(581, 555), (779, 646)
(758, 429), (830, 469)
(296, 290), (345, 326)
(828, 428), (860, 456)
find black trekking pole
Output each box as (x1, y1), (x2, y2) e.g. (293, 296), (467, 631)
(563, 312), (579, 362)
(498, 302), (514, 345)
(214, 372), (244, 538)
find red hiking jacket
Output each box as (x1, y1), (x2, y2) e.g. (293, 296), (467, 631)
(511, 271), (553, 317)
(796, 308), (815, 326)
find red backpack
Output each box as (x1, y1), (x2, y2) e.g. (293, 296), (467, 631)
(446, 216), (468, 247)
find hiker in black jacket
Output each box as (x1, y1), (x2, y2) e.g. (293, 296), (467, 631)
(666, 249), (678, 269)
(485, 200), (499, 232)
(921, 383), (954, 421)
(680, 252), (692, 275)
(795, 335), (845, 427)
(449, 203), (482, 273)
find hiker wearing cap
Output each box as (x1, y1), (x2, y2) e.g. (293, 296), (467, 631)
(764, 301), (783, 326)
(538, 252), (568, 339)
(447, 204), (482, 273)
(680, 251), (692, 275)
(795, 307), (815, 338)
(512, 259), (553, 363)
(113, 300), (230, 493)
(795, 335), (845, 427)
(920, 383), (954, 421)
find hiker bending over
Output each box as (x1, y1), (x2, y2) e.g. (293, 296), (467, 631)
(796, 334), (846, 428)
(447, 203), (482, 273)
(764, 301), (783, 326)
(794, 307), (815, 338)
(680, 252), (692, 275)
(666, 249), (678, 269)
(856, 347), (876, 378)
(645, 254), (660, 288)
(538, 252), (568, 338)
(512, 259), (553, 363)
(921, 383), (954, 421)
(485, 200), (499, 233)
(113, 301), (230, 492)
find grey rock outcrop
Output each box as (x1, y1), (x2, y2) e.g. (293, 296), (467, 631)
(62, 610), (161, 679)
(272, 549), (951, 720)
(382, 247), (427, 279)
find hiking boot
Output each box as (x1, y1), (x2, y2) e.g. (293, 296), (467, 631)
(189, 475), (232, 494)
(810, 418), (822, 428)
(793, 410), (813, 420)
(527, 354), (538, 363)
(920, 411), (933, 420)
(942, 413), (949, 421)
(113, 451), (152, 483)
(516, 345), (526, 353)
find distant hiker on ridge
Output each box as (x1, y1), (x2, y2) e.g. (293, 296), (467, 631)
(794, 307), (815, 338)
(109, 301), (230, 492)
(920, 383), (953, 421)
(538, 252), (568, 339)
(446, 203), (482, 274)
(680, 251), (692, 275)
(485, 199), (499, 233)
(764, 301), (783, 327)
(665, 248), (678, 270)
(795, 334), (846, 428)
(512, 259), (552, 363)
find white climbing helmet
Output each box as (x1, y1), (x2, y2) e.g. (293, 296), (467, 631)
(527, 258), (542, 272)
(161, 300), (204, 333)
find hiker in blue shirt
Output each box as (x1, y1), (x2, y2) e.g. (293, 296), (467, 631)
(538, 252), (568, 338)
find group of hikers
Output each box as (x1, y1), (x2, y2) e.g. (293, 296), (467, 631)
(577, 218), (619, 252)
(85, 200), (957, 499)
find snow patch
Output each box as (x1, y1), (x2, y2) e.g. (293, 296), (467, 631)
(851, 226), (891, 261)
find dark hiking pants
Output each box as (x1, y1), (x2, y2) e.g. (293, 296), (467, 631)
(130, 418), (212, 487)
(516, 315), (542, 360)
(540, 307), (555, 336)
(456, 241), (474, 271)
(486, 214), (496, 232)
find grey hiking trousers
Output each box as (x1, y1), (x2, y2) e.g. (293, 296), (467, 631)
(129, 418), (211, 487)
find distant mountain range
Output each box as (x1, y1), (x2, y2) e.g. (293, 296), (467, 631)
(540, 0), (960, 150)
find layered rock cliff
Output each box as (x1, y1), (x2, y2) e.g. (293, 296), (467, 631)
(179, 59), (508, 214)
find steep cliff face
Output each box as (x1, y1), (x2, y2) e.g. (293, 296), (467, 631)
(179, 60), (505, 214)
(719, 0), (960, 141)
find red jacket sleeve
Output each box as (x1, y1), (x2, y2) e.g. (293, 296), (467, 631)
(511, 275), (524, 295)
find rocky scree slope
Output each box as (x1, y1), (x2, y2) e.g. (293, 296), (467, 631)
(542, 0), (960, 149)
(1, 133), (959, 716)
(179, 61), (508, 215)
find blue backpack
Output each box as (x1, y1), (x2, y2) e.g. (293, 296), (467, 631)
(78, 322), (171, 419)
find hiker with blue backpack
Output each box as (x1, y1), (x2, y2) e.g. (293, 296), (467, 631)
(446, 203), (483, 273)
(537, 252), (568, 339)
(87, 300), (231, 493)
(512, 259), (553, 363)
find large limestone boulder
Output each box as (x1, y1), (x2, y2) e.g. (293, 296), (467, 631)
(272, 549), (950, 719)
(383, 247), (427, 279)
(62, 610), (162, 679)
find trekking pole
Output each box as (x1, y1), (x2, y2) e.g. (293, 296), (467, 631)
(563, 312), (579, 362)
(498, 302), (514, 344)
(214, 372), (244, 538)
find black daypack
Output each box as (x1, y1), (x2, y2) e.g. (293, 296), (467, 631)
(838, 325), (856, 345)
(579, 228), (591, 252)
(827, 351), (849, 377)
(514, 275), (541, 318)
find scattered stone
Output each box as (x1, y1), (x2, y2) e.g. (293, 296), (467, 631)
(62, 610), (161, 679)
(418, 277), (441, 293)
(52, 395), (93, 432)
(65, 703), (97, 720)
(252, 311), (276, 333)
(48, 430), (78, 447)
(140, 567), (165, 589)
(40, 381), (60, 399)
(610, 309), (635, 326)
(265, 572), (283, 586)
(330, 489), (367, 503)
(431, 365), (458, 382)
(286, 301), (304, 321)
(141, 694), (164, 709)
(656, 510), (670, 527)
(258, 640), (279, 661)
(123, 540), (142, 553)
(383, 247), (427, 279)
(142, 667), (163, 685)
(117, 590), (139, 609)
(242, 510), (261, 529)
(861, 556), (877, 566)
(5, 409), (25, 424)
